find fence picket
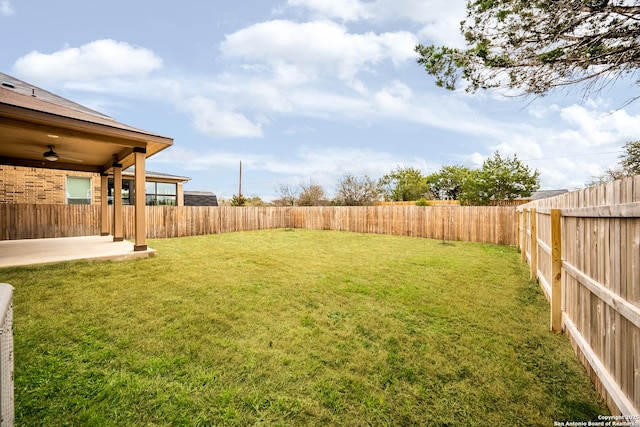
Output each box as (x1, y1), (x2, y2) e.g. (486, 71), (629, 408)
(518, 176), (640, 415)
(1, 204), (516, 245)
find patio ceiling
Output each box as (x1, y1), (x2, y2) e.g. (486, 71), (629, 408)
(0, 73), (173, 174)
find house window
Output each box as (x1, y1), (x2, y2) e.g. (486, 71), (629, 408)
(107, 178), (134, 205)
(145, 182), (177, 206)
(66, 177), (91, 205)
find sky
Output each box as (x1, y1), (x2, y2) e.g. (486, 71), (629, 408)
(2, 0), (639, 201)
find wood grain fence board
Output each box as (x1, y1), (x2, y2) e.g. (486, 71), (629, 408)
(565, 314), (639, 415)
(631, 217), (640, 308)
(634, 328), (640, 410)
(518, 176), (640, 415)
(2, 205), (517, 245)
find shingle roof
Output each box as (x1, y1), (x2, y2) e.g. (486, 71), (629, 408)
(1, 73), (111, 119)
(123, 166), (190, 182)
(528, 190), (569, 200)
(0, 72), (166, 138)
(184, 191), (218, 206)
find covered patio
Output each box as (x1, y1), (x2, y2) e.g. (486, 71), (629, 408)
(0, 73), (173, 256)
(0, 235), (155, 268)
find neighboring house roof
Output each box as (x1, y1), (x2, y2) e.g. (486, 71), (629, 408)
(123, 167), (191, 183)
(526, 190), (569, 200)
(184, 191), (219, 206)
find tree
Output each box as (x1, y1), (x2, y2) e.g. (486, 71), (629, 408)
(273, 184), (298, 206)
(334, 174), (380, 206)
(297, 181), (328, 206)
(587, 166), (625, 186)
(230, 193), (247, 206)
(589, 140), (640, 184)
(378, 166), (429, 201)
(426, 165), (474, 200)
(461, 152), (540, 205)
(619, 141), (640, 176)
(245, 196), (268, 207)
(415, 1), (640, 96)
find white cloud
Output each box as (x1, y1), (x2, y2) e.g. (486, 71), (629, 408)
(13, 39), (163, 84)
(286, 0), (466, 46)
(286, 0), (365, 21)
(558, 104), (640, 148)
(153, 145), (420, 179)
(152, 144), (426, 198)
(528, 104), (556, 120)
(286, 0), (462, 25)
(417, 23), (464, 49)
(183, 96), (264, 138)
(284, 125), (317, 135)
(466, 152), (485, 168)
(475, 100), (640, 190)
(490, 136), (544, 160)
(373, 81), (413, 114)
(220, 20), (417, 83)
(0, 1), (14, 16)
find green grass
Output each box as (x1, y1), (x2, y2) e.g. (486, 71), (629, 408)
(1, 229), (608, 426)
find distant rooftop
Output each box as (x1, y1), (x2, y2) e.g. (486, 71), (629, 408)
(520, 189), (569, 200)
(184, 191), (218, 206)
(123, 167), (190, 182)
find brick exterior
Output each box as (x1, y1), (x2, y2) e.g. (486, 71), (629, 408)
(0, 166), (101, 204)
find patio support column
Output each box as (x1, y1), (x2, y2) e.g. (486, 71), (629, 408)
(133, 147), (147, 251)
(100, 173), (109, 236)
(113, 163), (124, 242)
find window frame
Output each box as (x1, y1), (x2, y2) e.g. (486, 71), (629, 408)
(145, 181), (177, 206)
(107, 178), (134, 205)
(66, 176), (92, 205)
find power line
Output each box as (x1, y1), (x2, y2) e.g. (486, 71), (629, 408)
(521, 150), (622, 162)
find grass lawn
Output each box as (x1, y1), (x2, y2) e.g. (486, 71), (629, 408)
(1, 229), (608, 426)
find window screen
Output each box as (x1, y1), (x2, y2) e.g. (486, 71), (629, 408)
(66, 177), (91, 205)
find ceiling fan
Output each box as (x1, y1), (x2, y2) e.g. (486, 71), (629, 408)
(43, 145), (60, 161)
(25, 144), (84, 163)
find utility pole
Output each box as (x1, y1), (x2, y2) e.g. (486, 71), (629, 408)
(238, 161), (243, 196)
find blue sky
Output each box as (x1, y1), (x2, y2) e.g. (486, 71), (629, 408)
(2, 0), (639, 201)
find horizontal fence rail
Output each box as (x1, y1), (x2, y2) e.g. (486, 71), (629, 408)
(0, 204), (516, 245)
(518, 176), (640, 416)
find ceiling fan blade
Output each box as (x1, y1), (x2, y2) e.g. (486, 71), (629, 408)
(58, 154), (84, 163)
(23, 146), (84, 162)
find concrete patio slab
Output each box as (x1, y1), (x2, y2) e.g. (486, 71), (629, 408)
(0, 235), (155, 268)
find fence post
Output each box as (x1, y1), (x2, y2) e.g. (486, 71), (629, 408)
(515, 210), (521, 252)
(530, 208), (537, 281)
(521, 210), (527, 263)
(550, 209), (562, 333)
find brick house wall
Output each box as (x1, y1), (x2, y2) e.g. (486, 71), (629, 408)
(0, 166), (101, 204)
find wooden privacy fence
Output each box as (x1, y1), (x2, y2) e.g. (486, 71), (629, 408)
(122, 205), (515, 245)
(517, 176), (640, 416)
(0, 204), (101, 240)
(1, 205), (516, 245)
